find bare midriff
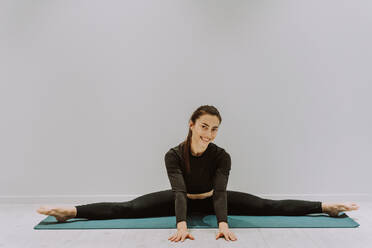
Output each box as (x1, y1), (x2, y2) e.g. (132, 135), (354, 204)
(187, 189), (214, 200)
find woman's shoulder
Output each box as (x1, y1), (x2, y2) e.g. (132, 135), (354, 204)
(210, 142), (230, 158)
(165, 141), (185, 159)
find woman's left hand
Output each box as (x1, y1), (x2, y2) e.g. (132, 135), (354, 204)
(216, 226), (237, 241)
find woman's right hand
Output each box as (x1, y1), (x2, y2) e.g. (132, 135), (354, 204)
(168, 228), (195, 242)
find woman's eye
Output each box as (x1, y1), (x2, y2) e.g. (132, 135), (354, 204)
(202, 125), (217, 131)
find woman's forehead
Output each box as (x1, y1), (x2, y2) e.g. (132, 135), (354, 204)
(197, 115), (219, 127)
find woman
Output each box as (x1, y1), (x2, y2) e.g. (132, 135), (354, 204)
(37, 105), (359, 242)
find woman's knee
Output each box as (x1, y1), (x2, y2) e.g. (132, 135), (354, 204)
(226, 190), (268, 215)
(127, 190), (175, 218)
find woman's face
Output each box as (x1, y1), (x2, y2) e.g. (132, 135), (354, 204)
(189, 114), (220, 148)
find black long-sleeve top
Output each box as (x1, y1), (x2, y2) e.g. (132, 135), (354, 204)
(164, 142), (231, 225)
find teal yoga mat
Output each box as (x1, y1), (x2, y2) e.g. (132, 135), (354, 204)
(34, 212), (359, 230)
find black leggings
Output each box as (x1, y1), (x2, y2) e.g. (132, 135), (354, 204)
(74, 189), (323, 220)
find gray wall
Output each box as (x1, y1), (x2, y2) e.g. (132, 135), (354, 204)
(1, 0), (371, 203)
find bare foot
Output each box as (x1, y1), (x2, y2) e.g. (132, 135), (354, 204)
(322, 202), (360, 217)
(37, 205), (77, 222)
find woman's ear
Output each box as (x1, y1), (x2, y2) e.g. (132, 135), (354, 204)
(189, 120), (193, 130)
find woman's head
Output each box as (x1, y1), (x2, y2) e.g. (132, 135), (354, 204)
(189, 112), (220, 147)
(182, 105), (222, 174)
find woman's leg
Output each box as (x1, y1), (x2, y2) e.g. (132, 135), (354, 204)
(181, 191), (322, 217)
(226, 190), (323, 216)
(75, 189), (175, 220)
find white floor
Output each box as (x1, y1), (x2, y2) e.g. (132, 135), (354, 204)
(1, 202), (371, 248)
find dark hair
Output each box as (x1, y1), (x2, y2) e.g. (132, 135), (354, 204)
(182, 105), (222, 174)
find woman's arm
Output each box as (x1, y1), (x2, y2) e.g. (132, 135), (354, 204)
(212, 150), (231, 225)
(177, 220), (187, 230)
(164, 150), (188, 225)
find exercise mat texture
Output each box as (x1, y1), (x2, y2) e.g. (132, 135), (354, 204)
(34, 212), (359, 230)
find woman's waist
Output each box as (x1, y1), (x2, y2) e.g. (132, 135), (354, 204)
(187, 189), (214, 200)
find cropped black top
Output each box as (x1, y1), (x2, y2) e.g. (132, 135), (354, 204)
(164, 142), (231, 224)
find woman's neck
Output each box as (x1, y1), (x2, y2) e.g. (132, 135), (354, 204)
(190, 137), (207, 156)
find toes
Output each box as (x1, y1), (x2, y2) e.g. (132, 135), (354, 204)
(37, 206), (56, 215)
(37, 208), (50, 215)
(345, 204), (357, 210)
(340, 204), (359, 211)
(351, 203), (360, 209)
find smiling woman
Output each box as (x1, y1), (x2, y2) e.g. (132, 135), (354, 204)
(37, 104), (360, 243)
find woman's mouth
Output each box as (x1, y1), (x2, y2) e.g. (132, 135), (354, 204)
(200, 137), (210, 143)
